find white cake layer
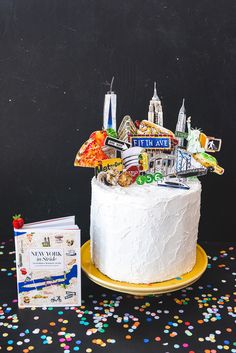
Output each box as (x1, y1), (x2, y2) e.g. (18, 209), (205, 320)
(90, 177), (201, 284)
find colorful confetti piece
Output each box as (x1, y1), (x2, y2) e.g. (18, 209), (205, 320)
(0, 239), (235, 352)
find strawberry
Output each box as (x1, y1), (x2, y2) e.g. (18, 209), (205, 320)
(20, 268), (27, 275)
(12, 214), (24, 229)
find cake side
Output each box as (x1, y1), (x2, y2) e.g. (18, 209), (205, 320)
(90, 177), (201, 284)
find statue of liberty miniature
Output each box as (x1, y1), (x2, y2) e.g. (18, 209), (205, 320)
(186, 117), (204, 154)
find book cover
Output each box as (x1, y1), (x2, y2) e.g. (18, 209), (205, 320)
(14, 216), (81, 308)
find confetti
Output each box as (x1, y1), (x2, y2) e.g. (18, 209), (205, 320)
(0, 240), (235, 352)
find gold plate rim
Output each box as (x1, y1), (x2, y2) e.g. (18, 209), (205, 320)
(81, 240), (208, 295)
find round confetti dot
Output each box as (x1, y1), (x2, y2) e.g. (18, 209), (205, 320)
(125, 335), (132, 340)
(143, 338), (149, 343)
(86, 349), (92, 353)
(7, 347), (13, 352)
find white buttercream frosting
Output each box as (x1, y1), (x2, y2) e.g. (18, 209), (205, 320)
(90, 177), (201, 284)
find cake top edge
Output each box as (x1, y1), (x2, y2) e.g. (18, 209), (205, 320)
(91, 176), (201, 198)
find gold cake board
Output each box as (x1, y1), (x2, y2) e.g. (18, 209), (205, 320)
(81, 240), (208, 296)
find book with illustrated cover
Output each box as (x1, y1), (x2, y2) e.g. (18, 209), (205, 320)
(14, 216), (81, 308)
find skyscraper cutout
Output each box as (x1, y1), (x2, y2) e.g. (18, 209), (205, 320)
(175, 99), (186, 147)
(148, 82), (163, 126)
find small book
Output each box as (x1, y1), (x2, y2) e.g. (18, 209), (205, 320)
(14, 216), (81, 308)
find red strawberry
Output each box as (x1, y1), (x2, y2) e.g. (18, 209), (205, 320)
(20, 268), (27, 275)
(12, 214), (24, 229)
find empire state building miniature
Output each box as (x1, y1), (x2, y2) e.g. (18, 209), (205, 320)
(148, 82), (163, 126)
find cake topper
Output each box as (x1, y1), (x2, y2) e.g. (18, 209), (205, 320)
(74, 81), (224, 187)
(103, 76), (117, 131)
(186, 117), (205, 154)
(118, 115), (137, 142)
(148, 82), (163, 126)
(175, 99), (187, 147)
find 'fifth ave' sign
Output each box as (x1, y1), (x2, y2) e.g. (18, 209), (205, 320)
(130, 136), (171, 150)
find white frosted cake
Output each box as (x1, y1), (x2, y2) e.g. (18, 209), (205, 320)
(74, 83), (223, 285)
(90, 177), (201, 284)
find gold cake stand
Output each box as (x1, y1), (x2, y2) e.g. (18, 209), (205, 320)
(81, 240), (208, 296)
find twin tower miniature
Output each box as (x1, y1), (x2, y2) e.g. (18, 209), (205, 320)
(74, 80), (224, 189)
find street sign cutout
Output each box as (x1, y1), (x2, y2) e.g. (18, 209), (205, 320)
(105, 136), (131, 151)
(130, 136), (171, 150)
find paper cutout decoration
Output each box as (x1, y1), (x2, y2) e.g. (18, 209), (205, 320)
(74, 137), (109, 168)
(186, 117), (205, 154)
(147, 82), (163, 126)
(137, 120), (175, 137)
(175, 99), (186, 147)
(90, 130), (108, 146)
(105, 136), (131, 151)
(103, 77), (117, 131)
(158, 180), (190, 190)
(138, 152), (149, 172)
(147, 153), (176, 176)
(199, 133), (222, 153)
(176, 148), (207, 177)
(192, 152), (224, 175)
(117, 171), (133, 187)
(126, 166), (140, 183)
(136, 172), (163, 185)
(97, 169), (120, 186)
(118, 115), (137, 142)
(130, 136), (171, 150)
(121, 147), (144, 169)
(96, 158), (123, 174)
(73, 81), (224, 184)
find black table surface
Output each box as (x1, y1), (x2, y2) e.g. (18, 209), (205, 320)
(0, 239), (236, 353)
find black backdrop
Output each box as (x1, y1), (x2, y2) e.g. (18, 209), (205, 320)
(0, 0), (235, 241)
